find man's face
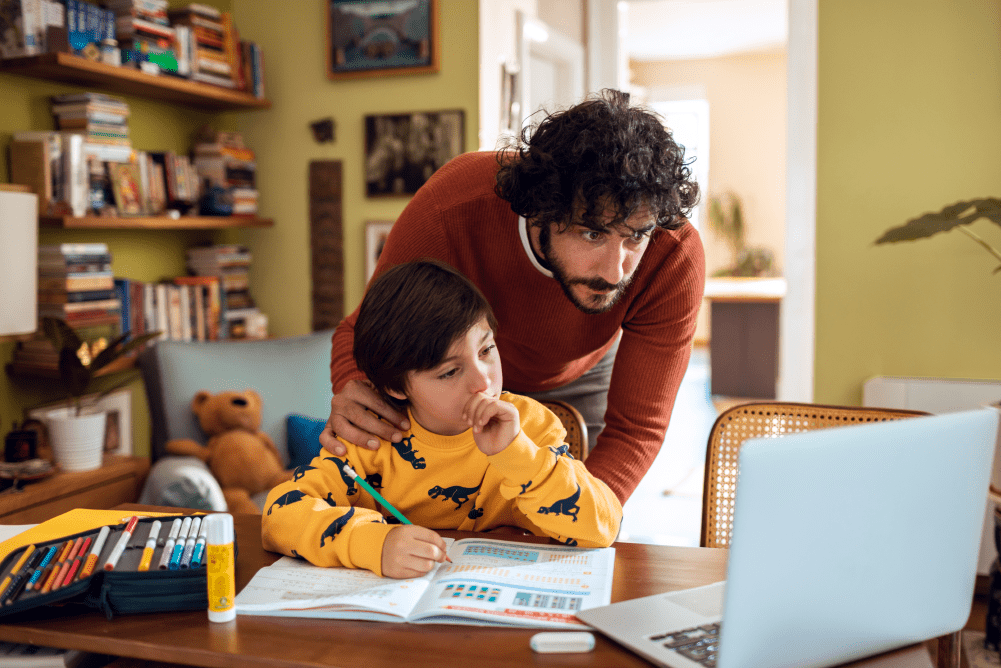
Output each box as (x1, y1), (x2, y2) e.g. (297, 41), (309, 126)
(539, 208), (656, 314)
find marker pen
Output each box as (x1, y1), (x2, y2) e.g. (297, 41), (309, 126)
(138, 520), (162, 572)
(190, 517), (209, 568)
(168, 517), (193, 570)
(179, 517), (201, 569)
(26, 545), (59, 590)
(103, 516), (140, 572)
(158, 518), (183, 570)
(80, 526), (111, 579)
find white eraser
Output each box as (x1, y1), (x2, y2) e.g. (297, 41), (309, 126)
(529, 631), (596, 653)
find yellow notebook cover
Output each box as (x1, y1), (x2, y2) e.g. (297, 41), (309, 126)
(0, 508), (202, 563)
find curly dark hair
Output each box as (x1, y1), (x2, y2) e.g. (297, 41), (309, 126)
(495, 89), (699, 232)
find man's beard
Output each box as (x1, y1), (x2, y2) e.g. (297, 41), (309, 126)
(538, 226), (633, 315)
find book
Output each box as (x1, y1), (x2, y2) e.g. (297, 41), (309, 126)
(37, 288), (116, 303)
(235, 537), (615, 628)
(38, 273), (114, 292)
(38, 242), (108, 255)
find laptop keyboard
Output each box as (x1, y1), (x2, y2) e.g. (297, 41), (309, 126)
(650, 622), (720, 667)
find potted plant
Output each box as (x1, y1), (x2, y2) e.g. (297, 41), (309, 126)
(707, 192), (776, 277)
(875, 197), (1001, 273)
(38, 317), (160, 471)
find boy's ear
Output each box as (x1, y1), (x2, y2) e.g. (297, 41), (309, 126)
(386, 388), (407, 401)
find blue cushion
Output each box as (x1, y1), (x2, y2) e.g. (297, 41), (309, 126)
(287, 414), (327, 468)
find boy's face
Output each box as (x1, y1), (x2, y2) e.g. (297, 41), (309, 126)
(388, 316), (502, 436)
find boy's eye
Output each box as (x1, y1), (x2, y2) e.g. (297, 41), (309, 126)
(437, 368), (458, 380)
(480, 344), (496, 357)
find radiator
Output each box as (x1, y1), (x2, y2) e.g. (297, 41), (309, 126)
(863, 376), (1001, 575)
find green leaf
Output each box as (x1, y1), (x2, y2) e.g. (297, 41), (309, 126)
(875, 197), (1001, 244)
(57, 346), (90, 399)
(41, 317), (82, 354)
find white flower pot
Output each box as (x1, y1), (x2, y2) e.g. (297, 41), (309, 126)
(44, 407), (107, 472)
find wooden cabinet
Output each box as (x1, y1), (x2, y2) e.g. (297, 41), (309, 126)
(0, 455), (150, 524)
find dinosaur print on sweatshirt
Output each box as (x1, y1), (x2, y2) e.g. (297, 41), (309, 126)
(428, 483), (481, 509)
(391, 435), (426, 469)
(320, 507), (355, 547)
(323, 456), (358, 495)
(537, 484), (581, 522)
(267, 490), (307, 515)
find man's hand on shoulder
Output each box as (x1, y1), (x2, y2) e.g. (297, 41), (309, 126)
(320, 379), (410, 456)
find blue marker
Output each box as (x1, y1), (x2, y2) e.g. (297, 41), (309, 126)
(168, 516), (192, 570)
(26, 545), (59, 589)
(189, 516), (209, 568)
(179, 517), (201, 569)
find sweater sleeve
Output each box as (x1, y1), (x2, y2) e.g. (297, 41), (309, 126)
(261, 450), (396, 575)
(487, 398), (622, 547)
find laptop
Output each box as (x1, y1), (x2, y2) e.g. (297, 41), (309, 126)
(577, 408), (1000, 668)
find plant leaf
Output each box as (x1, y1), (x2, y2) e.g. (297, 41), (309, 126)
(42, 317), (82, 355)
(89, 331), (162, 374)
(58, 346), (90, 399)
(875, 197), (1001, 243)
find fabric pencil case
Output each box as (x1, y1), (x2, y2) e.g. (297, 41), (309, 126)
(0, 513), (232, 620)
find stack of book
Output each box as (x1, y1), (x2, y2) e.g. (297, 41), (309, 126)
(185, 244), (266, 339)
(168, 4), (236, 89)
(10, 243), (121, 375)
(192, 129), (257, 215)
(37, 242), (120, 329)
(107, 0), (177, 74)
(51, 93), (132, 163)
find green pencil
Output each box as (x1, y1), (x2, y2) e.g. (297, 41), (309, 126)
(341, 462), (412, 525)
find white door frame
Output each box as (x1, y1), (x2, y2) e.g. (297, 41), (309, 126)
(517, 11), (585, 125)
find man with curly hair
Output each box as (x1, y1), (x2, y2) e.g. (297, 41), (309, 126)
(322, 89), (705, 505)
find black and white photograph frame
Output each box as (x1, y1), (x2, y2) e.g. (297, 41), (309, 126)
(364, 109), (464, 197)
(327, 0), (439, 80)
(365, 220), (394, 283)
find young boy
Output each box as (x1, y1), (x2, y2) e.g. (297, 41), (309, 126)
(262, 260), (622, 579)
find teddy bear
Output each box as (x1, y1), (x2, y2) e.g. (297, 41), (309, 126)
(165, 389), (295, 515)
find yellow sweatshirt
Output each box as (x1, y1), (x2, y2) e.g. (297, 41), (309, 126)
(262, 393), (622, 576)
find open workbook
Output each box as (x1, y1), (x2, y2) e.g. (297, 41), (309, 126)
(235, 537), (615, 628)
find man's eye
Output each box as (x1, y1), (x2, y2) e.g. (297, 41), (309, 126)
(581, 230), (602, 242)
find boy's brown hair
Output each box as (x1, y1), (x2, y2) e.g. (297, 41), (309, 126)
(353, 259), (499, 407)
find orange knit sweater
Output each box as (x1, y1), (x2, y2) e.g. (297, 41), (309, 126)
(331, 151), (705, 503)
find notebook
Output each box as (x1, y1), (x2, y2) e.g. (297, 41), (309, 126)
(577, 408), (1000, 668)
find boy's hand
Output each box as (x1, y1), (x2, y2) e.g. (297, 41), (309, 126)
(381, 526), (450, 579)
(464, 393), (519, 456)
(321, 379), (410, 456)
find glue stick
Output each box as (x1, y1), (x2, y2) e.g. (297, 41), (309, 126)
(204, 513), (236, 622)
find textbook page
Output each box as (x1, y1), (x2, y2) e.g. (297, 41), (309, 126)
(409, 538), (616, 628)
(235, 537), (455, 622)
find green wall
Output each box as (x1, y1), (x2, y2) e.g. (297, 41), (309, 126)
(231, 0), (480, 336)
(0, 0), (479, 456)
(815, 0), (1001, 405)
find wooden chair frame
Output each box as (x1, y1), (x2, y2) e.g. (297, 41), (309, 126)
(539, 400), (589, 461)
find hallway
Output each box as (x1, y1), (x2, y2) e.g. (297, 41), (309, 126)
(618, 346), (719, 546)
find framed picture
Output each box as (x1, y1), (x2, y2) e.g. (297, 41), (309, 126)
(108, 162), (143, 216)
(364, 109), (464, 197)
(327, 0), (439, 80)
(365, 220), (393, 282)
(27, 388), (133, 457)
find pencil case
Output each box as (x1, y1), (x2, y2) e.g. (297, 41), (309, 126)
(0, 512), (235, 620)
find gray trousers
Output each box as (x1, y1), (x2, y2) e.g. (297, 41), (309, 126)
(517, 336), (619, 453)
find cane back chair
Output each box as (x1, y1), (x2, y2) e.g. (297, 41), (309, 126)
(540, 400), (589, 461)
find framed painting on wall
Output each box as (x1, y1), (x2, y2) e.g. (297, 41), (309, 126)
(365, 220), (393, 282)
(364, 109), (464, 197)
(327, 0), (439, 80)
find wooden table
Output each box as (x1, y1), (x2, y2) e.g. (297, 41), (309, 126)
(0, 504), (936, 668)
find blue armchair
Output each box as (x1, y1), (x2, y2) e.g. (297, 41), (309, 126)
(137, 331), (335, 511)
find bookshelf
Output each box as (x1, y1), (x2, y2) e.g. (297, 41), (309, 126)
(0, 53), (269, 111)
(40, 215), (273, 229)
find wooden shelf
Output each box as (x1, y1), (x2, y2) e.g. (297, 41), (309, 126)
(0, 52), (270, 110)
(40, 215), (273, 229)
(6, 355), (137, 381)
